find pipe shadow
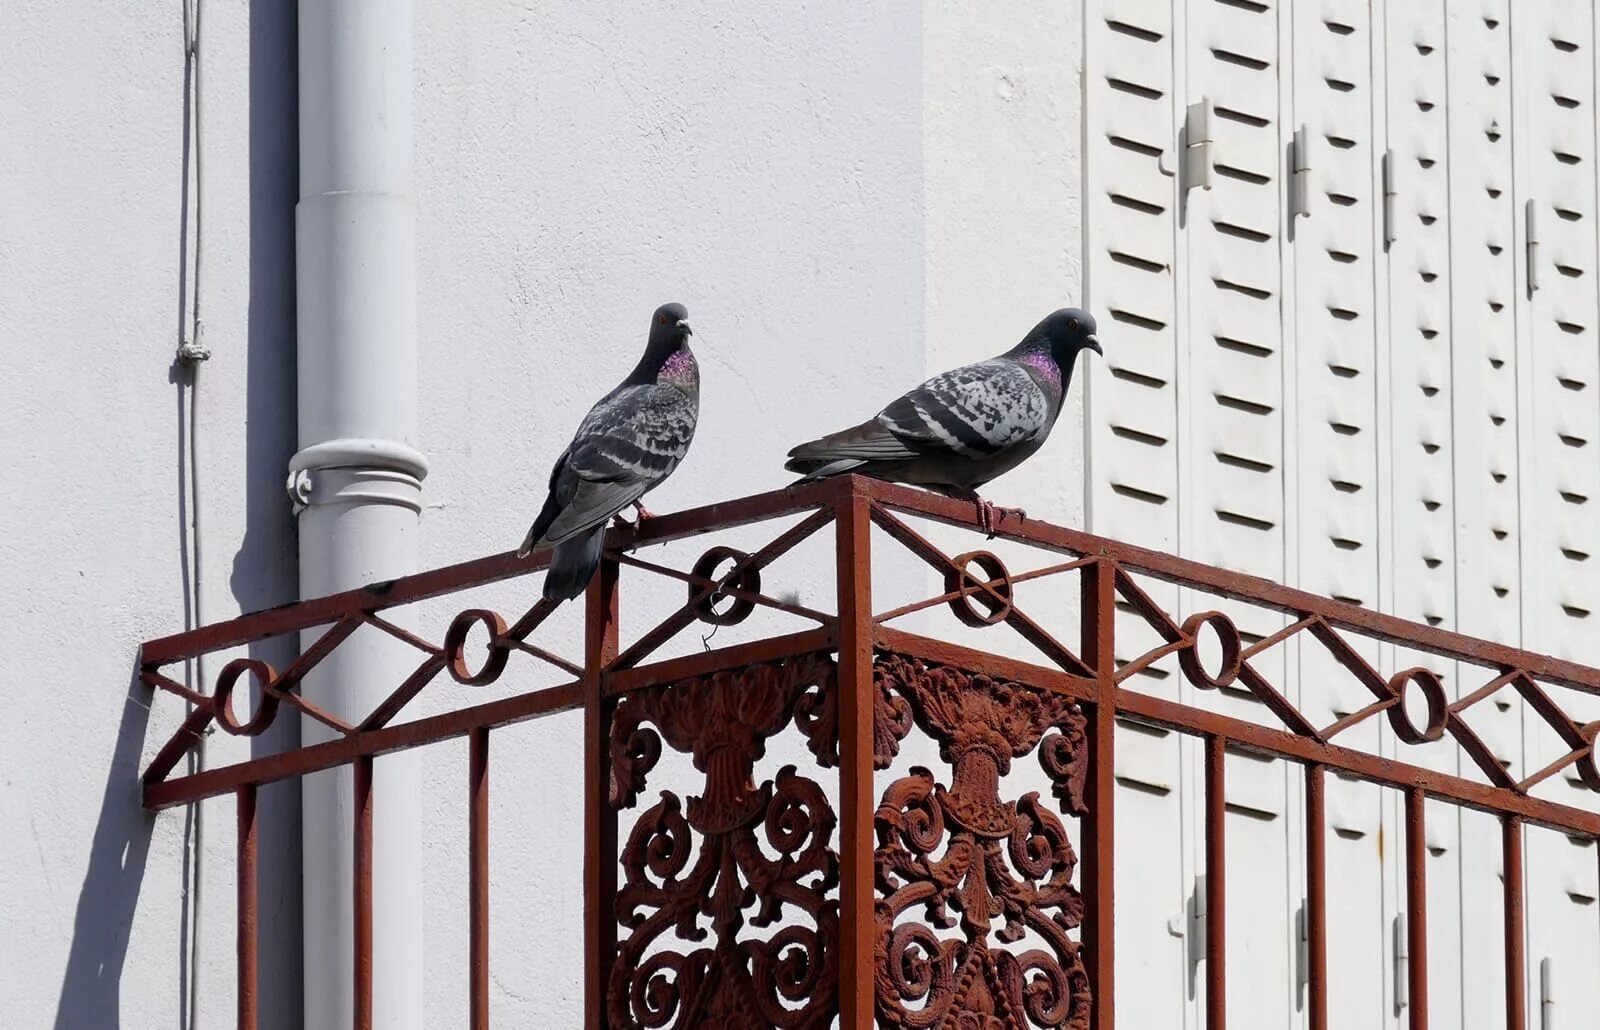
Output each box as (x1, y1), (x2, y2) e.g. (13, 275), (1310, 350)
(228, 2), (302, 1027)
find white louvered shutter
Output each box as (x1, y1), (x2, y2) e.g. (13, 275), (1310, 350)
(1085, 2), (1189, 1026)
(1289, 4), (1394, 1027)
(1183, 2), (1294, 1027)
(1440, 5), (1528, 1022)
(1512, 4), (1600, 1022)
(1384, 2), (1469, 1026)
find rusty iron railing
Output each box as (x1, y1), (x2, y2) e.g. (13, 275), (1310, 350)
(139, 474), (1600, 1029)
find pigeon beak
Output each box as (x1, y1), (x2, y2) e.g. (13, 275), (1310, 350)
(1085, 335), (1102, 356)
(677, 319), (693, 336)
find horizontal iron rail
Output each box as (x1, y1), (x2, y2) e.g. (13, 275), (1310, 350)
(140, 475), (1600, 698)
(139, 477), (846, 667)
(863, 478), (1600, 695)
(876, 627), (1600, 837)
(142, 631), (830, 810)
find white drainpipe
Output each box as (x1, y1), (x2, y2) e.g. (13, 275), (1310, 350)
(292, 1), (426, 1027)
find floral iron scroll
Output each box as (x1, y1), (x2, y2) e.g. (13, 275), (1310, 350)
(604, 651), (1091, 1028)
(607, 653), (843, 1029)
(874, 654), (1092, 1030)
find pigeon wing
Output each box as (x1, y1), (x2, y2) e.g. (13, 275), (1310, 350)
(537, 384), (697, 545)
(875, 359), (1049, 457)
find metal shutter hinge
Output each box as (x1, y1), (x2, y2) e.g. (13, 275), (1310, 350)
(1183, 98), (1214, 193)
(1382, 149), (1397, 247)
(1394, 914), (1409, 1013)
(1541, 956), (1554, 1030)
(1289, 124), (1312, 219)
(1296, 906), (1309, 989)
(1527, 199), (1541, 295)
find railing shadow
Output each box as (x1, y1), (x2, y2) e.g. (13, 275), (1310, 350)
(51, 668), (157, 1030)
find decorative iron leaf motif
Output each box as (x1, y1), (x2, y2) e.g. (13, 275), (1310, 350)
(608, 654), (841, 1029)
(873, 654), (1091, 1030)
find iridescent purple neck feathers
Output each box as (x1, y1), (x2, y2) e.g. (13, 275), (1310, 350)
(657, 345), (698, 389)
(1015, 347), (1063, 395)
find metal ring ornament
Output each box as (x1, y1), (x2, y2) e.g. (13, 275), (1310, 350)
(1178, 611), (1242, 690)
(213, 658), (281, 736)
(444, 608), (511, 686)
(689, 546), (758, 626)
(1385, 667), (1449, 745)
(944, 550), (1014, 628)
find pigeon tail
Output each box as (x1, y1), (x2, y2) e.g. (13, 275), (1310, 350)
(542, 526), (605, 602)
(518, 490), (565, 557)
(786, 457), (868, 483)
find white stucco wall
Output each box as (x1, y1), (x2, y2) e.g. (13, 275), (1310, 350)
(0, 2), (1089, 1026)
(1, 2), (303, 1027)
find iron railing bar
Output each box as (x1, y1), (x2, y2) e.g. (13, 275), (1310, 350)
(1319, 696), (1400, 741)
(237, 783), (259, 1030)
(1306, 765), (1328, 1030)
(1240, 615), (1319, 661)
(140, 480), (845, 666)
(359, 612), (444, 655)
(604, 628), (836, 698)
(1406, 787), (1428, 1030)
(142, 670), (212, 707)
(259, 616), (362, 696)
(610, 551), (834, 625)
(1517, 749), (1589, 795)
(469, 727), (489, 1030)
(837, 489), (876, 1028)
(354, 755), (374, 1030)
(870, 504), (1095, 677)
(501, 596), (561, 644)
(144, 680), (584, 810)
(583, 560), (620, 1028)
(872, 625), (1600, 832)
(1450, 670), (1522, 715)
(874, 626), (1096, 701)
(1113, 638), (1188, 682)
(1504, 816), (1525, 1030)
(1081, 560), (1117, 1030)
(356, 654), (449, 732)
(1206, 735), (1226, 1030)
(141, 706), (216, 785)
(608, 506), (837, 672)
(498, 637), (584, 678)
(872, 556), (1097, 625)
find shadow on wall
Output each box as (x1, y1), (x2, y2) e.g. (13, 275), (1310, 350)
(53, 1), (300, 1026)
(51, 678), (157, 1029)
(232, 2), (302, 1027)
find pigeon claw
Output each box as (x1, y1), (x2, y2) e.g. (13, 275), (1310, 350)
(613, 502), (657, 531)
(975, 499), (1025, 538)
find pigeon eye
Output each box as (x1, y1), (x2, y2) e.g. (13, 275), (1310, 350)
(1068, 318), (1080, 331)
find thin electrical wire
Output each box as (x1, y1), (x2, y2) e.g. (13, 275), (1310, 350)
(180, 0), (208, 1025)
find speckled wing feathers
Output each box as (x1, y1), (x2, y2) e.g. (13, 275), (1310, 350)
(785, 358), (1051, 481)
(877, 360), (1048, 456)
(534, 383), (697, 546)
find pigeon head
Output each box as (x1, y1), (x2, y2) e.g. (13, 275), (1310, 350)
(650, 302), (693, 343)
(634, 302), (697, 386)
(1035, 307), (1101, 360)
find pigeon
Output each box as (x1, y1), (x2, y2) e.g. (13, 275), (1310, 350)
(519, 302), (699, 601)
(785, 307), (1101, 533)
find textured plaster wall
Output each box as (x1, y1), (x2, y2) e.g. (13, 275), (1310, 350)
(0, 2), (1085, 1026)
(0, 2), (301, 1027)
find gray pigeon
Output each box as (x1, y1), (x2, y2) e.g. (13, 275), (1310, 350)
(519, 302), (699, 601)
(785, 308), (1100, 532)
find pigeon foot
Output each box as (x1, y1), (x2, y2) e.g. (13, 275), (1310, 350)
(612, 502), (657, 531)
(975, 499), (1026, 538)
